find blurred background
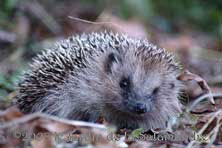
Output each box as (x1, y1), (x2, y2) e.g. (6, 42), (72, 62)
(0, 0), (222, 108)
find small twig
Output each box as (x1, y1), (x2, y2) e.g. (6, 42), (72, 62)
(68, 16), (124, 32)
(206, 119), (222, 148)
(0, 112), (106, 130)
(186, 110), (222, 148)
(68, 16), (114, 25)
(188, 93), (222, 112)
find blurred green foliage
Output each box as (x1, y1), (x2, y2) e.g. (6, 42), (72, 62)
(118, 0), (222, 33)
(0, 70), (22, 99)
(0, 0), (18, 19)
(131, 128), (144, 138)
(151, 0), (222, 33)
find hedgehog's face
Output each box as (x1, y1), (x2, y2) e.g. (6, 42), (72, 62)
(101, 51), (181, 116)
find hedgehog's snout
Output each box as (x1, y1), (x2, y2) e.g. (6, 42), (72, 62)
(134, 103), (147, 114)
(124, 92), (154, 115)
(126, 101), (148, 115)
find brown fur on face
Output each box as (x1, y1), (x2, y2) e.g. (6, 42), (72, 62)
(16, 32), (182, 131)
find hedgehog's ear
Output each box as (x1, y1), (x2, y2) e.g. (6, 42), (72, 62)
(104, 52), (120, 74)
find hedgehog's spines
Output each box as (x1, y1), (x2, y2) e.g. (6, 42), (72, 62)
(17, 31), (181, 114)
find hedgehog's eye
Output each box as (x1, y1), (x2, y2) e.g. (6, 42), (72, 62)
(119, 77), (130, 89)
(152, 87), (159, 95)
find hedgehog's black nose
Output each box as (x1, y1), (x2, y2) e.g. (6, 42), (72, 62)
(134, 103), (147, 114)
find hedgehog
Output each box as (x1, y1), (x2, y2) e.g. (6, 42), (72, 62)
(16, 32), (183, 130)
